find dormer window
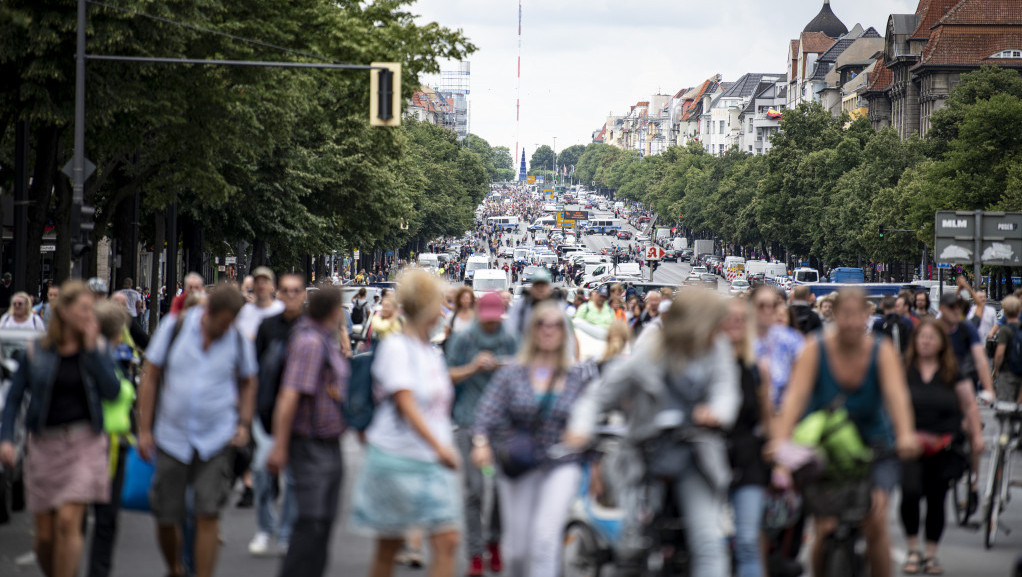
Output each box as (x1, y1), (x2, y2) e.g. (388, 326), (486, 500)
(991, 50), (1022, 59)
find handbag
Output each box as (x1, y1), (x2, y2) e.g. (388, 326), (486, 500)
(495, 368), (560, 479)
(121, 445), (155, 512)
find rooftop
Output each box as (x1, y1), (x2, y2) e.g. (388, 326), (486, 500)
(803, 0), (849, 38)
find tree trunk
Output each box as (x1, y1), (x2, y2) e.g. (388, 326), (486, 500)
(53, 175), (73, 285)
(150, 209), (165, 334)
(27, 125), (60, 293)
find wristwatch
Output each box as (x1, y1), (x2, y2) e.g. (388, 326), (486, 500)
(472, 434), (489, 448)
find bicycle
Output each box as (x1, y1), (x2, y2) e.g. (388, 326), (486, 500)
(803, 473), (874, 577)
(950, 437), (978, 526)
(982, 401), (1022, 549)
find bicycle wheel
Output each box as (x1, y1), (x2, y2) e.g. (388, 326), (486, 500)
(562, 523), (603, 577)
(952, 467), (971, 526)
(983, 445), (1006, 549)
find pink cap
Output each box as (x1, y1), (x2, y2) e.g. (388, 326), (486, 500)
(478, 292), (506, 322)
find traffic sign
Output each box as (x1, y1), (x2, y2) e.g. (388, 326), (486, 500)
(526, 175), (536, 184)
(562, 210), (588, 221)
(645, 246), (665, 261)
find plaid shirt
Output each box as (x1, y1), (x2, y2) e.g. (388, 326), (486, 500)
(473, 362), (595, 466)
(281, 317), (350, 439)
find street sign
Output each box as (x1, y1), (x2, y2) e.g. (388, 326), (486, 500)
(936, 263), (952, 269)
(41, 244), (55, 253)
(935, 211), (1022, 264)
(645, 246), (665, 261)
(556, 213), (575, 228)
(225, 256), (237, 265)
(526, 175), (536, 184)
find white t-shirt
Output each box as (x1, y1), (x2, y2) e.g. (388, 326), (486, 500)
(0, 313), (44, 330)
(234, 300), (285, 340)
(367, 333), (454, 462)
(121, 289), (141, 317)
(968, 305), (997, 340)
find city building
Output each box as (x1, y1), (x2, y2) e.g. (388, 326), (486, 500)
(700, 73), (785, 156)
(429, 61), (471, 141)
(874, 0), (1022, 139)
(787, 1), (847, 108)
(738, 82), (788, 155)
(407, 86), (454, 130)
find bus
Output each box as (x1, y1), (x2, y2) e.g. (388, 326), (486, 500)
(585, 219), (623, 235)
(485, 216), (520, 231)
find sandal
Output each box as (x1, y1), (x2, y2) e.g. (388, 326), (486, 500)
(922, 556), (944, 575)
(902, 550), (923, 574)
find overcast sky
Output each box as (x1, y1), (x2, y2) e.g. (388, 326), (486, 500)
(412, 0), (917, 161)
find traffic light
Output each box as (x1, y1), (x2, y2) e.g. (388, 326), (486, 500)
(879, 224), (885, 238)
(370, 62), (401, 127)
(73, 203), (96, 258)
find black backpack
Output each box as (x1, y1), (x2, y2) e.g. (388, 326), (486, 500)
(876, 314), (912, 354)
(1004, 322), (1022, 376)
(792, 304), (821, 335)
(350, 300), (366, 325)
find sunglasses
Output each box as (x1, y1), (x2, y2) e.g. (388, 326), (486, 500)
(12, 301), (26, 307)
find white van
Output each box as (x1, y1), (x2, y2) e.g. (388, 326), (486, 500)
(473, 269), (510, 294)
(530, 216), (557, 230)
(793, 267), (820, 284)
(417, 253), (440, 271)
(745, 260), (788, 279)
(513, 247), (531, 263)
(464, 255), (491, 282)
(486, 216), (520, 231)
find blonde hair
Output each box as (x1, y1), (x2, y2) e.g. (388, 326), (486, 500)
(7, 291), (33, 317)
(95, 300), (129, 342)
(42, 281), (93, 349)
(519, 301), (572, 374)
(397, 269), (443, 324)
(659, 289), (729, 368)
(1002, 295), (1021, 319)
(602, 320), (631, 363)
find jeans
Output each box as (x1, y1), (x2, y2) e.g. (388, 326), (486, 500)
(730, 485), (765, 577)
(278, 437), (343, 577)
(497, 464), (580, 577)
(88, 441), (127, 577)
(678, 468), (728, 577)
(455, 429), (501, 558)
(253, 420), (297, 542)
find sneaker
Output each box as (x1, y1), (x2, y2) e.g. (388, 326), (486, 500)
(247, 532), (272, 556)
(487, 543), (503, 574)
(404, 548), (425, 569)
(276, 540), (290, 557)
(467, 555), (484, 577)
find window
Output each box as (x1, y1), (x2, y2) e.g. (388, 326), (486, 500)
(748, 122), (754, 133)
(719, 120), (725, 134)
(991, 50), (1022, 59)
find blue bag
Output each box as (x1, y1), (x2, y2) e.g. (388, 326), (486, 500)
(121, 446), (155, 512)
(343, 345), (378, 431)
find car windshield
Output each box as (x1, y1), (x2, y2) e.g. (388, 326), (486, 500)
(732, 281), (749, 287)
(474, 279), (507, 291)
(692, 267), (707, 274)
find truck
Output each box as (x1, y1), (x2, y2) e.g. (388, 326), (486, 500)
(654, 227), (672, 243)
(828, 267), (865, 284)
(673, 237), (688, 251)
(745, 260), (788, 280)
(693, 240), (714, 260)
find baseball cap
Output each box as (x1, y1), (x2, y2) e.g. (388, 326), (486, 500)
(596, 285), (610, 298)
(477, 292), (505, 322)
(87, 277), (109, 295)
(530, 268), (552, 284)
(252, 266), (276, 283)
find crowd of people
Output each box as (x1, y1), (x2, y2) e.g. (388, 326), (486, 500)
(1, 184), (1021, 577)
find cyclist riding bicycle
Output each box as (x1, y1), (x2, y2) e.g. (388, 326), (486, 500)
(566, 290), (739, 577)
(769, 288), (919, 577)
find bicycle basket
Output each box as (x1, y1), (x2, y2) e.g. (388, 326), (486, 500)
(803, 477), (872, 522)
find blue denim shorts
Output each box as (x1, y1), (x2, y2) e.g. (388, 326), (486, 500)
(871, 457), (901, 493)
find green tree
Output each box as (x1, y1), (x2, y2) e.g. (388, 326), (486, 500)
(529, 145), (555, 175)
(556, 144), (585, 171)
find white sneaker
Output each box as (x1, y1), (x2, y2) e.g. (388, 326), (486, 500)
(248, 532), (272, 556)
(276, 540), (290, 557)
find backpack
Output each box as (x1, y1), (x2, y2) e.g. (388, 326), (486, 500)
(1004, 322), (1022, 376)
(875, 314), (912, 354)
(256, 335), (290, 432)
(343, 344), (378, 431)
(792, 305), (820, 335)
(350, 300), (366, 325)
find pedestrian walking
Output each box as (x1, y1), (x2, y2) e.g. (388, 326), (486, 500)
(266, 285), (350, 577)
(472, 301), (593, 577)
(247, 274), (306, 557)
(446, 293), (518, 576)
(137, 284), (257, 577)
(0, 281), (121, 577)
(351, 270), (461, 577)
(899, 318), (984, 575)
(87, 300), (136, 577)
(34, 283), (60, 326)
(0, 291), (46, 330)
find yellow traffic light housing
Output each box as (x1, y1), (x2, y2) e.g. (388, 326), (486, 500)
(370, 62), (402, 127)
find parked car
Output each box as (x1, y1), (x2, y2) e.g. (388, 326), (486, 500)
(687, 266), (708, 280)
(616, 231), (632, 240)
(680, 249), (694, 263)
(663, 249), (679, 262)
(700, 274), (719, 290)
